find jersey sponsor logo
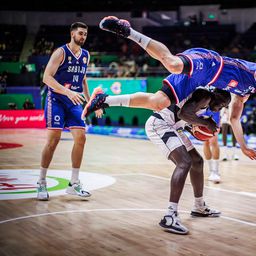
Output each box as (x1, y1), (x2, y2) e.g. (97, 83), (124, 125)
(70, 85), (80, 90)
(54, 115), (60, 122)
(68, 56), (72, 64)
(0, 169), (116, 200)
(83, 57), (87, 64)
(228, 80), (238, 88)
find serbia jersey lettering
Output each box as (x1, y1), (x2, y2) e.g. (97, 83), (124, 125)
(45, 44), (89, 129)
(163, 48), (256, 103)
(49, 44), (89, 105)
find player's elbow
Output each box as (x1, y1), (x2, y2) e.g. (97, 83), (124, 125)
(160, 55), (182, 74)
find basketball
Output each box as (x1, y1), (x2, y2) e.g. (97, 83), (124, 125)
(191, 125), (214, 141)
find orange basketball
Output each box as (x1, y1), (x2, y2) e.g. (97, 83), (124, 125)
(191, 125), (214, 141)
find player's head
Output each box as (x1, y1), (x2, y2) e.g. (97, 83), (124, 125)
(70, 22), (88, 46)
(209, 88), (231, 112)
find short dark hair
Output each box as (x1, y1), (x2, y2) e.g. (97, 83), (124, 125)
(212, 88), (231, 105)
(70, 22), (88, 32)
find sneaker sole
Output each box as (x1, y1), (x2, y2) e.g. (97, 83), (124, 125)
(99, 16), (119, 30)
(66, 187), (91, 198)
(190, 212), (221, 217)
(159, 223), (189, 235)
(81, 87), (103, 119)
(37, 195), (49, 201)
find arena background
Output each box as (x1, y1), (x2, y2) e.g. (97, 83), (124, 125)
(0, 1), (256, 256)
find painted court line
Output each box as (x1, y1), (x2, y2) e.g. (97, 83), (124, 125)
(111, 173), (256, 198)
(0, 208), (255, 227)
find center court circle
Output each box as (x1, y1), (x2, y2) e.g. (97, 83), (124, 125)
(0, 169), (116, 200)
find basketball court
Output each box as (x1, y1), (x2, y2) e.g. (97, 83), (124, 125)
(0, 128), (255, 255)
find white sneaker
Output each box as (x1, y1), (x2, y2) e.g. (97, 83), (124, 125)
(159, 211), (189, 235)
(208, 171), (221, 184)
(37, 180), (49, 201)
(232, 154), (239, 160)
(66, 180), (91, 198)
(222, 155), (228, 161)
(191, 203), (221, 217)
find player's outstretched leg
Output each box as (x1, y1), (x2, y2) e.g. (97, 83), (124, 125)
(81, 87), (109, 119)
(99, 16), (131, 38)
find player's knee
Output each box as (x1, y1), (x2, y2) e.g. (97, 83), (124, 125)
(149, 94), (170, 111)
(192, 155), (204, 170)
(177, 155), (192, 171)
(74, 134), (86, 145)
(46, 138), (60, 151)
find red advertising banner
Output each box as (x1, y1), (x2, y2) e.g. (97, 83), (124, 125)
(0, 110), (46, 128)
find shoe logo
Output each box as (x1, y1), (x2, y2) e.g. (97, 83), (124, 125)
(139, 38), (142, 43)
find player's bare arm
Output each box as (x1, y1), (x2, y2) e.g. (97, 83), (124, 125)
(43, 48), (84, 105)
(229, 94), (256, 160)
(177, 89), (218, 132)
(146, 40), (184, 74)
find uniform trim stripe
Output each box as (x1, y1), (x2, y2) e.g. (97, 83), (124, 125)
(66, 44), (82, 60)
(208, 56), (224, 85)
(163, 79), (180, 104)
(59, 47), (66, 66)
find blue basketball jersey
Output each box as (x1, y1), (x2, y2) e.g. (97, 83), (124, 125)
(45, 44), (89, 129)
(202, 109), (221, 126)
(163, 48), (256, 103)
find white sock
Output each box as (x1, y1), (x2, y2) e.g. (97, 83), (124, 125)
(223, 146), (228, 155)
(194, 197), (204, 208)
(128, 28), (151, 50)
(105, 95), (130, 107)
(206, 159), (212, 171)
(71, 168), (79, 184)
(166, 202), (178, 215)
(212, 159), (219, 173)
(38, 167), (47, 182)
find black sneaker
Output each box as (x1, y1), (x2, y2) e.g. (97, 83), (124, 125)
(81, 87), (109, 119)
(99, 16), (131, 38)
(159, 212), (189, 235)
(191, 203), (221, 217)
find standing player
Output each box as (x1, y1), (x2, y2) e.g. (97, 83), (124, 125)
(220, 106), (239, 161)
(82, 16), (256, 160)
(203, 110), (221, 183)
(37, 22), (102, 200)
(145, 87), (231, 234)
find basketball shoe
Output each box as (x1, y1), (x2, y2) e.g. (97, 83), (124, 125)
(81, 87), (109, 119)
(66, 180), (91, 198)
(159, 211), (189, 235)
(208, 171), (221, 184)
(191, 203), (221, 217)
(99, 16), (131, 38)
(37, 180), (49, 201)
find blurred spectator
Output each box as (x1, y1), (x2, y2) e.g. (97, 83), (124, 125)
(23, 98), (35, 110)
(0, 73), (7, 94)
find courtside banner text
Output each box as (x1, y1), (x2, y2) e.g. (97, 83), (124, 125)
(0, 110), (46, 128)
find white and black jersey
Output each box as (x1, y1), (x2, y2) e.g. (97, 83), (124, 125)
(145, 91), (207, 159)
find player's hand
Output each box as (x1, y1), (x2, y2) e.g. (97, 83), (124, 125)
(95, 109), (104, 118)
(241, 147), (256, 160)
(205, 117), (218, 133)
(65, 89), (85, 105)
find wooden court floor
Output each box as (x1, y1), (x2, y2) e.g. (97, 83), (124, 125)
(0, 128), (255, 256)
